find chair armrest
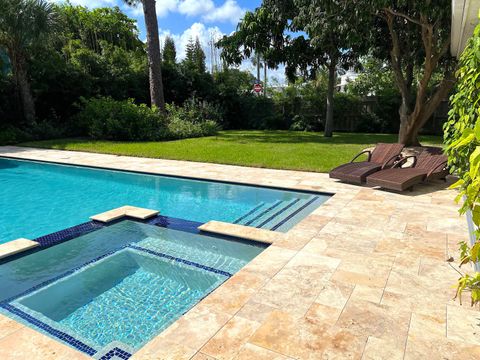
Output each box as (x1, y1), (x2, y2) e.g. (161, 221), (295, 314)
(350, 150), (371, 163)
(427, 161), (448, 179)
(393, 155), (417, 169)
(381, 154), (402, 170)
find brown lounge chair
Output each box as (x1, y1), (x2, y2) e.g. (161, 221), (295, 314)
(366, 151), (448, 191)
(329, 143), (405, 184)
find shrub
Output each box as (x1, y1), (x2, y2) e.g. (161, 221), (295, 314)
(165, 102), (219, 139)
(76, 97), (167, 141)
(74, 97), (219, 141)
(444, 18), (480, 305)
(354, 112), (385, 133)
(167, 99), (222, 124)
(166, 118), (218, 139)
(0, 126), (27, 145)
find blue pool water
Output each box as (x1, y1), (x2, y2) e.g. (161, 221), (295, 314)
(0, 157), (330, 243)
(1, 221), (266, 355)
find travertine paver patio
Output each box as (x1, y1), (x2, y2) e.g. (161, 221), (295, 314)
(0, 145), (479, 359)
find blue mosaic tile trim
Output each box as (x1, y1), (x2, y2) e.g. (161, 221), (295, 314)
(0, 303), (97, 356)
(129, 245), (233, 278)
(1, 248), (124, 305)
(99, 347), (132, 360)
(233, 202), (265, 224)
(1, 243), (230, 358)
(270, 196), (320, 231)
(244, 200), (283, 226)
(34, 221), (105, 248)
(256, 198), (301, 229)
(145, 215), (203, 234)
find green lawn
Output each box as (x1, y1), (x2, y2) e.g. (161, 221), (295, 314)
(20, 131), (443, 173)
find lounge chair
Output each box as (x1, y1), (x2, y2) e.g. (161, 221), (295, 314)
(329, 143), (405, 184)
(366, 151), (448, 191)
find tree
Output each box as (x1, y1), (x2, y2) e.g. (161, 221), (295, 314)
(359, 0), (456, 145)
(162, 36), (176, 65)
(123, 0), (165, 111)
(59, 5), (143, 53)
(0, 0), (57, 123)
(184, 37), (206, 73)
(219, 0), (365, 137)
(193, 37), (207, 74)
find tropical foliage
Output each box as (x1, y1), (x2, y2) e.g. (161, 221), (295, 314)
(359, 0), (456, 145)
(218, 0), (367, 138)
(77, 97), (218, 141)
(122, 0), (165, 110)
(0, 0), (57, 123)
(444, 19), (480, 305)
(0, 1), (456, 144)
(220, 0), (456, 145)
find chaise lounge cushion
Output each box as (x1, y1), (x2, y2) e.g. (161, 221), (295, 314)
(329, 162), (382, 184)
(366, 152), (448, 191)
(367, 168), (427, 191)
(329, 143), (404, 184)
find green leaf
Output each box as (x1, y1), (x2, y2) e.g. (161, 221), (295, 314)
(449, 178), (465, 190)
(473, 205), (480, 226)
(476, 121), (480, 141)
(469, 147), (480, 179)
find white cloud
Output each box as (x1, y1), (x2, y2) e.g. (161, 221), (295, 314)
(125, 0), (244, 21)
(159, 22), (223, 61)
(203, 0), (246, 24)
(50, 0), (116, 7)
(53, 0), (245, 25)
(123, 0), (179, 18)
(178, 0), (214, 17)
(159, 22), (286, 84)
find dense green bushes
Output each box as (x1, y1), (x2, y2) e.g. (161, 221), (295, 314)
(444, 19), (480, 305)
(0, 3), (442, 143)
(76, 97), (218, 141)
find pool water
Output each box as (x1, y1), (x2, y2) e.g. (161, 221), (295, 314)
(0, 157), (330, 244)
(0, 221), (266, 356)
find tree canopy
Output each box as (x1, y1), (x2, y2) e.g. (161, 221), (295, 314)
(355, 0), (456, 145)
(162, 36), (176, 65)
(219, 0), (368, 137)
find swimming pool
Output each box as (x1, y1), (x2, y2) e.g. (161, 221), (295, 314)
(0, 220), (266, 357)
(0, 157), (330, 244)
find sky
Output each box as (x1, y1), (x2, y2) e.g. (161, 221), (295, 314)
(51, 0), (286, 83)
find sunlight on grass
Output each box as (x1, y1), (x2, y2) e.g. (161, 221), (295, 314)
(20, 130), (443, 173)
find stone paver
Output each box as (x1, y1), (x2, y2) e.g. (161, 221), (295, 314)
(199, 221), (281, 244)
(0, 146), (478, 360)
(90, 205), (159, 223)
(0, 238), (38, 260)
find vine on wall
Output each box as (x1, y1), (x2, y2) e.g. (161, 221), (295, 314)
(444, 18), (480, 305)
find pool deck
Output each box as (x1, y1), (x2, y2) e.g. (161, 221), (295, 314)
(0, 146), (479, 359)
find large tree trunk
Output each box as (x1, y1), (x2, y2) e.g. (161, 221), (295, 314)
(10, 52), (35, 124)
(324, 58), (337, 138)
(398, 98), (417, 145)
(384, 9), (455, 146)
(397, 72), (455, 145)
(142, 0), (165, 111)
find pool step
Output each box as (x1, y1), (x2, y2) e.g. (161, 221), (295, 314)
(235, 196), (320, 231)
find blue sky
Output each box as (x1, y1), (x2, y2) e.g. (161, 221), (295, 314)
(52, 0), (286, 83)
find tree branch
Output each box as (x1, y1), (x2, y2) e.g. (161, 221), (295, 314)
(385, 11), (409, 100)
(416, 72), (456, 129)
(384, 7), (424, 27)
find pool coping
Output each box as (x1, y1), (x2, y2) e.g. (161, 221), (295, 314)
(0, 146), (476, 360)
(0, 153), (335, 197)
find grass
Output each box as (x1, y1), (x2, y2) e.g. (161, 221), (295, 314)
(20, 131), (443, 173)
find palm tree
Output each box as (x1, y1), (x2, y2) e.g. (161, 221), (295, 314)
(0, 0), (57, 123)
(123, 0), (165, 111)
